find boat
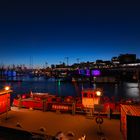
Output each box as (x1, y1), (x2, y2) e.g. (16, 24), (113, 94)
(13, 88), (137, 114)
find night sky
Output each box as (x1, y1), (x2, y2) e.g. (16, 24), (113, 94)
(0, 0), (140, 67)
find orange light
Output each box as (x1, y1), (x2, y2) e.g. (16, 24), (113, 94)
(4, 86), (10, 91)
(96, 91), (102, 96)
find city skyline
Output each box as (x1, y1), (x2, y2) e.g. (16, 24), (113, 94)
(0, 1), (140, 66)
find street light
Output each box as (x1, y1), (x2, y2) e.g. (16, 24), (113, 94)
(4, 86), (10, 120)
(4, 86), (10, 91)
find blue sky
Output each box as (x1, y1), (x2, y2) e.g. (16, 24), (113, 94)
(0, 0), (140, 67)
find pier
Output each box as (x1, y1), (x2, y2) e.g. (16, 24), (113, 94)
(0, 107), (122, 140)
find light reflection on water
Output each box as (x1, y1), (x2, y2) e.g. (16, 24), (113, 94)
(124, 83), (140, 99)
(0, 76), (140, 102)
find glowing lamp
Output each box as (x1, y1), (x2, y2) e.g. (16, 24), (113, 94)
(22, 95), (26, 99)
(4, 86), (10, 91)
(96, 91), (102, 96)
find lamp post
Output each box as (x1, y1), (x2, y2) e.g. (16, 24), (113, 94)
(4, 86), (10, 120)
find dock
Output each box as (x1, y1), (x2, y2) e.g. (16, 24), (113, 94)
(0, 107), (122, 140)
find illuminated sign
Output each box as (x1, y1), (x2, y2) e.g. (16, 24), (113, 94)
(86, 69), (90, 76)
(78, 69), (101, 76)
(92, 70), (101, 76)
(78, 69), (85, 75)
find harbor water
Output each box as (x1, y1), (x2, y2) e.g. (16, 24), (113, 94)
(0, 76), (140, 103)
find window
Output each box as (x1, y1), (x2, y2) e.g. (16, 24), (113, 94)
(83, 93), (87, 97)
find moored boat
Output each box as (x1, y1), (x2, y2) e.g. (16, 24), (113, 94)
(13, 88), (137, 114)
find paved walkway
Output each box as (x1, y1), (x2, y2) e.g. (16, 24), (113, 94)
(0, 107), (122, 140)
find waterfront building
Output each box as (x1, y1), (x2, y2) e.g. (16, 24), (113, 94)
(118, 54), (136, 64)
(111, 57), (120, 65)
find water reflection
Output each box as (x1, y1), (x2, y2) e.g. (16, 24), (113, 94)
(93, 83), (96, 89)
(125, 83), (139, 88)
(114, 84), (118, 100)
(124, 83), (140, 99)
(1, 76), (140, 102)
(57, 80), (61, 96)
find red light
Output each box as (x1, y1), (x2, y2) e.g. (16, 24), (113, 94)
(22, 95), (26, 99)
